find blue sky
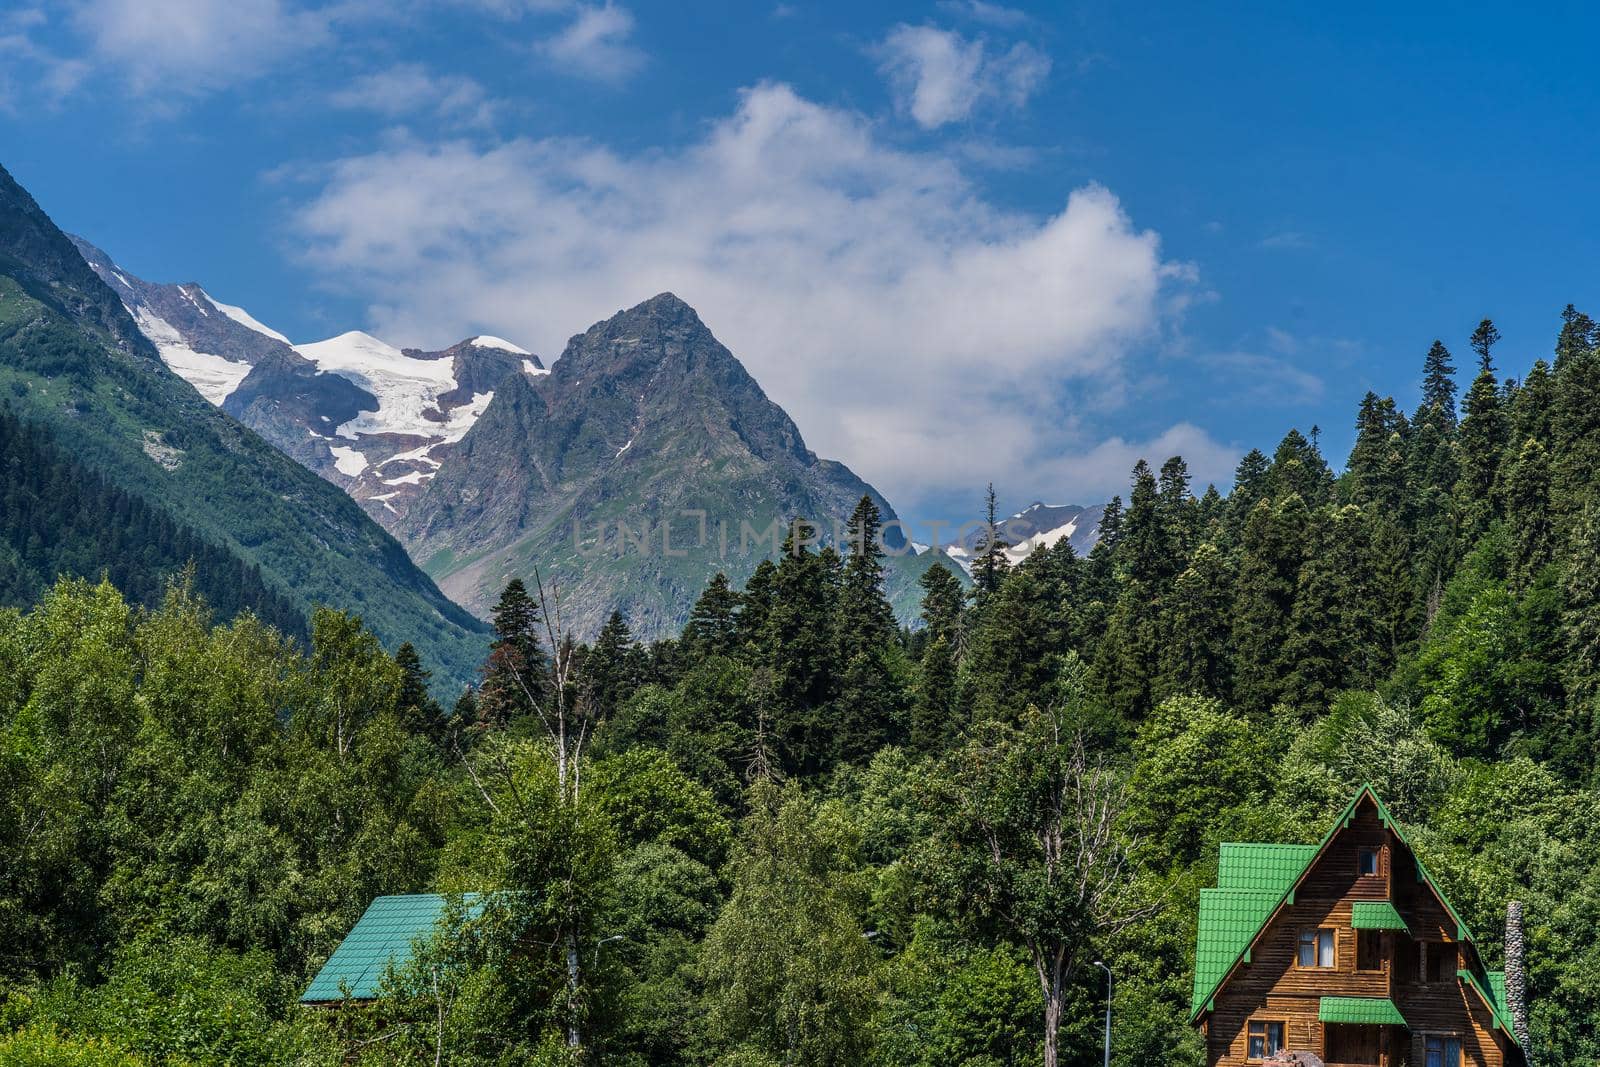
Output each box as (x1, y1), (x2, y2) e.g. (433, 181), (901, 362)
(3, 0), (1598, 530)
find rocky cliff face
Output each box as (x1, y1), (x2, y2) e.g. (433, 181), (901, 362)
(401, 293), (929, 638)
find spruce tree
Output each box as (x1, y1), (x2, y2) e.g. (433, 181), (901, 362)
(1268, 429), (1335, 505)
(832, 496), (901, 764)
(911, 634), (958, 755)
(480, 577), (546, 730)
(1157, 455), (1196, 559)
(737, 559), (779, 651)
(1230, 495), (1307, 715)
(1456, 364), (1507, 542)
(394, 641), (443, 739)
(584, 610), (640, 721)
(918, 562), (965, 646)
(1156, 542), (1233, 701)
(1420, 339), (1459, 425)
(767, 521), (838, 771)
(1502, 438), (1554, 593)
(684, 572), (741, 659)
(1469, 318), (1502, 373)
(1282, 505), (1380, 714)
(972, 483), (1011, 602)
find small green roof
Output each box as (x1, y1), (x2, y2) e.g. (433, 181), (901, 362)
(302, 894), (483, 1003)
(1350, 900), (1410, 932)
(1320, 996), (1408, 1026)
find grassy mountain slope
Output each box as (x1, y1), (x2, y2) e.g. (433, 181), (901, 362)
(0, 162), (487, 687)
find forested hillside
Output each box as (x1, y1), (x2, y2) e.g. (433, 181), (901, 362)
(0, 406), (305, 636)
(3, 310), (1600, 1065)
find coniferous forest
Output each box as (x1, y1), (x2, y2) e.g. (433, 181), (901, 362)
(5, 311), (1600, 1065)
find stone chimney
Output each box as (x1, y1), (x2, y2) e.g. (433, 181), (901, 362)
(1505, 900), (1531, 1058)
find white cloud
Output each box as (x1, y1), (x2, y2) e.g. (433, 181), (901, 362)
(935, 1), (1031, 29)
(290, 82), (1197, 508)
(876, 24), (1049, 129)
(70, 0), (331, 96)
(537, 2), (643, 83)
(330, 64), (498, 126)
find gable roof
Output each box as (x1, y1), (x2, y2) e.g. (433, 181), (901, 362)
(1189, 784), (1517, 1049)
(302, 893), (483, 1003)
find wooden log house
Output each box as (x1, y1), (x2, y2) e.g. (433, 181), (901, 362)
(1189, 785), (1527, 1067)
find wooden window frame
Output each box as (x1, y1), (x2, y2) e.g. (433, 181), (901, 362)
(1297, 926), (1336, 969)
(1357, 845), (1382, 877)
(1246, 1019), (1287, 1062)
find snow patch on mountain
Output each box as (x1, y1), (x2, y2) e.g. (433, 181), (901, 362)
(201, 291), (291, 344)
(329, 445), (368, 477)
(471, 334), (529, 354)
(133, 306), (252, 404)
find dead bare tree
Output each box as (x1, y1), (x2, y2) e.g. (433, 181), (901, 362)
(455, 568), (599, 1053)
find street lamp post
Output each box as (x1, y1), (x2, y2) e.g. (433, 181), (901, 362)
(1092, 960), (1112, 1067)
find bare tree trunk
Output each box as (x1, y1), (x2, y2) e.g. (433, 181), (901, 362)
(565, 930), (581, 1049)
(1043, 987), (1062, 1067)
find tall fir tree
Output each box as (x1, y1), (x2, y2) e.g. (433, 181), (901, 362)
(766, 521), (838, 772)
(911, 634), (959, 755)
(479, 577), (546, 730)
(1456, 363), (1508, 542)
(583, 610), (642, 722)
(832, 496), (901, 764)
(1282, 505), (1381, 714)
(917, 562), (965, 648)
(1420, 339), (1459, 425)
(1501, 437), (1555, 593)
(684, 572), (742, 660)
(1469, 318), (1502, 373)
(1156, 541), (1233, 702)
(972, 483), (1011, 603)
(1230, 494), (1308, 715)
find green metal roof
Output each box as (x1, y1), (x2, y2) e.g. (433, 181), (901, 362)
(1217, 843), (1318, 893)
(1192, 889), (1281, 1011)
(1486, 971), (1512, 1021)
(1460, 969), (1520, 1047)
(1350, 900), (1410, 932)
(302, 894), (483, 1003)
(1189, 784), (1487, 1025)
(1319, 996), (1408, 1026)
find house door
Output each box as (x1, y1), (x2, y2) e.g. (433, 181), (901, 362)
(1325, 1023), (1383, 1065)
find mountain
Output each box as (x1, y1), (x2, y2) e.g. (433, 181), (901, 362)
(0, 163), (487, 687)
(946, 501), (1105, 571)
(400, 292), (947, 637)
(69, 237), (545, 527)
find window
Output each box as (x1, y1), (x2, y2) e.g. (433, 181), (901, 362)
(1423, 941), (1454, 984)
(1248, 1021), (1286, 1060)
(1298, 928), (1335, 968)
(1357, 929), (1384, 971)
(1425, 1034), (1462, 1067)
(1358, 847), (1380, 876)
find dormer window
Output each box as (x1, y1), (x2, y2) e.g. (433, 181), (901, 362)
(1358, 847), (1380, 876)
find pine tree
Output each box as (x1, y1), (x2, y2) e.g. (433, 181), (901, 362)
(1469, 318), (1502, 373)
(480, 578), (546, 730)
(1421, 339), (1459, 425)
(684, 572), (741, 659)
